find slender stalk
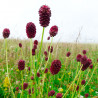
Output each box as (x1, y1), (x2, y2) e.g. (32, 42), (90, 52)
(21, 71), (23, 98)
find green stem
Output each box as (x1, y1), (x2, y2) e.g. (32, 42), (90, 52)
(21, 71), (23, 98)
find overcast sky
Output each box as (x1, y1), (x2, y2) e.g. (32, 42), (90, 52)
(0, 0), (98, 43)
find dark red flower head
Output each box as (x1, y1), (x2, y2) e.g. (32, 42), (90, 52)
(48, 90), (55, 96)
(48, 46), (53, 53)
(39, 5), (51, 27)
(44, 51), (48, 56)
(85, 93), (89, 98)
(44, 68), (48, 73)
(66, 52), (71, 57)
(56, 93), (62, 98)
(81, 55), (88, 65)
(19, 43), (22, 48)
(47, 36), (50, 40)
(16, 87), (19, 91)
(81, 58), (92, 71)
(28, 67), (30, 71)
(31, 76), (34, 80)
(83, 50), (87, 54)
(33, 44), (37, 49)
(3, 28), (10, 38)
(37, 72), (40, 77)
(32, 48), (35, 56)
(49, 25), (58, 37)
(22, 83), (28, 90)
(76, 85), (79, 91)
(28, 88), (34, 95)
(76, 54), (82, 62)
(26, 22), (36, 38)
(18, 60), (25, 70)
(34, 40), (38, 45)
(50, 60), (61, 75)
(45, 57), (48, 61)
(81, 80), (86, 85)
(89, 64), (93, 69)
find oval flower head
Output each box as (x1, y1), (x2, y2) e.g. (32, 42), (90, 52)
(26, 22), (36, 38)
(18, 60), (25, 70)
(49, 25), (58, 37)
(3, 28), (10, 38)
(50, 60), (61, 75)
(39, 5), (51, 27)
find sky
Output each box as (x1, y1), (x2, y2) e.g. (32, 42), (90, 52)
(0, 0), (98, 43)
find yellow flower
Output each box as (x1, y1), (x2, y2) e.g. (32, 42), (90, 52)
(4, 88), (7, 91)
(89, 88), (94, 93)
(58, 88), (63, 92)
(16, 69), (19, 72)
(58, 78), (61, 81)
(3, 77), (10, 88)
(68, 72), (71, 75)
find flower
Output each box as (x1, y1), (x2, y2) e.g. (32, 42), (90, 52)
(3, 28), (10, 38)
(48, 90), (55, 96)
(76, 54), (82, 62)
(33, 44), (37, 49)
(18, 60), (25, 70)
(26, 22), (36, 38)
(22, 83), (28, 90)
(16, 87), (19, 91)
(44, 68), (48, 73)
(28, 88), (34, 95)
(3, 77), (10, 88)
(58, 88), (63, 92)
(50, 60), (61, 75)
(56, 93), (62, 98)
(45, 57), (48, 61)
(49, 25), (58, 37)
(68, 72), (71, 75)
(81, 80), (86, 85)
(85, 93), (89, 98)
(66, 52), (71, 57)
(34, 40), (38, 45)
(48, 46), (53, 53)
(37, 72), (40, 77)
(31, 76), (34, 80)
(47, 36), (50, 40)
(89, 88), (94, 93)
(89, 64), (93, 69)
(76, 85), (79, 91)
(58, 78), (61, 81)
(39, 5), (51, 27)
(28, 67), (30, 71)
(83, 50), (87, 54)
(19, 43), (22, 48)
(32, 48), (35, 56)
(44, 51), (48, 56)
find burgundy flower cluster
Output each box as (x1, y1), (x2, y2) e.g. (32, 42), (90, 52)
(18, 60), (25, 70)
(32, 40), (38, 56)
(19, 43), (22, 48)
(44, 51), (48, 61)
(50, 60), (61, 75)
(48, 46), (53, 53)
(76, 54), (92, 71)
(39, 5), (51, 27)
(3, 28), (10, 39)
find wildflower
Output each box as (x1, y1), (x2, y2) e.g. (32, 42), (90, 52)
(33, 44), (37, 49)
(39, 5), (51, 27)
(56, 93), (62, 98)
(16, 69), (19, 72)
(37, 72), (40, 77)
(49, 25), (58, 37)
(19, 43), (22, 48)
(26, 22), (36, 38)
(3, 77), (10, 88)
(83, 50), (87, 54)
(66, 52), (71, 57)
(85, 93), (89, 98)
(76, 85), (79, 91)
(48, 46), (53, 53)
(16, 87), (19, 91)
(31, 76), (34, 80)
(68, 72), (71, 75)
(32, 48), (35, 56)
(44, 68), (48, 73)
(89, 64), (93, 69)
(58, 88), (63, 92)
(76, 54), (82, 62)
(45, 57), (48, 61)
(44, 51), (48, 56)
(28, 88), (34, 95)
(18, 60), (25, 70)
(47, 36), (50, 40)
(3, 28), (10, 38)
(22, 83), (28, 90)
(34, 40), (38, 45)
(48, 90), (55, 96)
(89, 88), (94, 93)
(58, 78), (61, 81)
(81, 80), (86, 85)
(50, 60), (61, 75)
(28, 67), (30, 71)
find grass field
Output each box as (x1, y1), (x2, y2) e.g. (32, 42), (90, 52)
(0, 39), (98, 98)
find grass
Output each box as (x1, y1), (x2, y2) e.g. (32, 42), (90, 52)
(0, 39), (98, 98)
